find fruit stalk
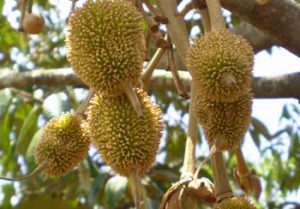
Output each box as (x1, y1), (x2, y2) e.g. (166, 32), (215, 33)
(211, 151), (233, 202)
(205, 0), (225, 30)
(142, 47), (166, 90)
(235, 147), (251, 175)
(0, 161), (47, 181)
(130, 170), (141, 209)
(199, 8), (211, 33)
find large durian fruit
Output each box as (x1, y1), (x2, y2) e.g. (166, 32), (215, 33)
(87, 89), (163, 176)
(212, 197), (257, 209)
(193, 93), (252, 150)
(35, 113), (90, 176)
(187, 29), (253, 103)
(66, 0), (145, 97)
(187, 28), (254, 151)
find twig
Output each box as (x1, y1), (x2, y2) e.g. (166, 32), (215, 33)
(234, 147), (262, 199)
(157, 0), (190, 65)
(143, 0), (168, 24)
(199, 8), (211, 33)
(142, 47), (166, 90)
(144, 30), (151, 61)
(167, 37), (189, 100)
(143, 0), (160, 16)
(137, 0), (168, 49)
(10, 87), (43, 104)
(159, 177), (193, 209)
(157, 1), (197, 208)
(27, 0), (32, 13)
(176, 1), (194, 17)
(206, 0), (225, 30)
(76, 89), (94, 116)
(18, 0), (27, 31)
(211, 151), (233, 202)
(235, 147), (251, 175)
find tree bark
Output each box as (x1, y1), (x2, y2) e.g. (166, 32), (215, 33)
(1, 68), (300, 99)
(220, 0), (300, 57)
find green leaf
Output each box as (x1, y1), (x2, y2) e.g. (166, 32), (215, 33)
(25, 129), (42, 169)
(88, 173), (109, 207)
(0, 105), (12, 152)
(280, 105), (291, 120)
(0, 90), (13, 119)
(252, 117), (271, 140)
(1, 184), (14, 208)
(15, 105), (42, 155)
(104, 176), (128, 208)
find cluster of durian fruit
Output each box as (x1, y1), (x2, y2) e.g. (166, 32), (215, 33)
(1, 0), (163, 198)
(186, 10), (255, 209)
(187, 28), (254, 151)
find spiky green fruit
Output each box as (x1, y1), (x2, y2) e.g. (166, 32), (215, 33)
(187, 29), (253, 102)
(66, 0), (145, 97)
(87, 89), (163, 176)
(193, 93), (252, 150)
(213, 197), (257, 209)
(34, 113), (90, 176)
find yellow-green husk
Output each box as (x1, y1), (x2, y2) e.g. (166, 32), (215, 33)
(87, 89), (163, 176)
(193, 93), (252, 150)
(213, 197), (257, 209)
(187, 29), (253, 102)
(35, 113), (90, 176)
(66, 0), (145, 96)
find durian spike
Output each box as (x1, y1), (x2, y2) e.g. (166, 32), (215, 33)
(121, 81), (143, 117)
(193, 145), (217, 179)
(129, 170), (141, 209)
(0, 161), (47, 181)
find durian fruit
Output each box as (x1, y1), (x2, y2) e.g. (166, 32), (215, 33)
(87, 88), (163, 176)
(212, 197), (257, 209)
(22, 13), (45, 34)
(0, 113), (90, 181)
(66, 0), (145, 97)
(186, 29), (253, 102)
(35, 113), (90, 176)
(193, 93), (252, 151)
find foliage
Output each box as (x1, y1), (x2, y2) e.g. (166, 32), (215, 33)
(0, 0), (300, 209)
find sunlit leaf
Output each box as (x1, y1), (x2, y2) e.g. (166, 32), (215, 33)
(15, 105), (42, 155)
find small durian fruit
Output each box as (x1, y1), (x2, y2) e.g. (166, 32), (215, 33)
(87, 88), (163, 209)
(187, 29), (253, 102)
(193, 93), (252, 151)
(0, 113), (90, 181)
(87, 88), (163, 176)
(22, 13), (45, 34)
(212, 197), (257, 209)
(35, 113), (90, 176)
(66, 0), (145, 97)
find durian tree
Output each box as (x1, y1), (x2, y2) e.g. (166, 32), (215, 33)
(0, 0), (300, 209)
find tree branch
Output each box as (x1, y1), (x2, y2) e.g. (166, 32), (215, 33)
(231, 22), (274, 53)
(1, 68), (300, 99)
(220, 0), (300, 57)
